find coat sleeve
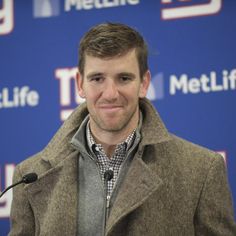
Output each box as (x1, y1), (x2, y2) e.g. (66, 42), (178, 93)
(194, 154), (236, 235)
(8, 165), (35, 236)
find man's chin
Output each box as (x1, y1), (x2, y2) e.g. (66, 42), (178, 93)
(99, 121), (126, 133)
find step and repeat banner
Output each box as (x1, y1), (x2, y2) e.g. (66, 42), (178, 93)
(0, 0), (235, 234)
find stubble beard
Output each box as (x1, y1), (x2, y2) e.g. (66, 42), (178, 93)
(89, 103), (139, 134)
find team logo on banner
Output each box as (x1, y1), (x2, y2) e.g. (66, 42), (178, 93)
(148, 73), (165, 100)
(55, 67), (84, 121)
(33, 0), (60, 18)
(0, 164), (14, 218)
(161, 0), (222, 20)
(0, 0), (14, 35)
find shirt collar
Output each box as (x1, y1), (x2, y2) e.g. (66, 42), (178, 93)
(86, 121), (136, 155)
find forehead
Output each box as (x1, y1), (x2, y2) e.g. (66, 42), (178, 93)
(83, 49), (139, 75)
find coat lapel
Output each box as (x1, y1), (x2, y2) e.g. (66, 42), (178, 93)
(25, 150), (79, 235)
(107, 156), (163, 234)
(106, 98), (171, 234)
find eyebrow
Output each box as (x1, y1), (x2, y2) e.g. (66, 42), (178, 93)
(86, 72), (103, 79)
(86, 72), (136, 80)
(117, 72), (136, 78)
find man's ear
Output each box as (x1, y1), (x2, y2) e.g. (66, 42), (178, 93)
(76, 71), (85, 98)
(139, 70), (151, 98)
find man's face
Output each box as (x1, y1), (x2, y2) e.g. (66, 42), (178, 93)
(77, 49), (150, 135)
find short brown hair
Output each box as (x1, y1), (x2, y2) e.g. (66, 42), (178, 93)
(78, 22), (148, 79)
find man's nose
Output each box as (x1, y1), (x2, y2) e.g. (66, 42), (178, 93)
(102, 81), (119, 100)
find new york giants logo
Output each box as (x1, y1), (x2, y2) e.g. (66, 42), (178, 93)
(161, 0), (222, 20)
(33, 0), (60, 18)
(0, 164), (15, 218)
(0, 0), (14, 35)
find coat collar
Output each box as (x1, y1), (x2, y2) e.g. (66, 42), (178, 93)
(41, 102), (88, 167)
(41, 98), (171, 167)
(139, 98), (171, 146)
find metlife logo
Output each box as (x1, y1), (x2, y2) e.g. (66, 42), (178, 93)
(169, 68), (236, 95)
(150, 68), (236, 99)
(33, 0), (140, 18)
(0, 86), (40, 109)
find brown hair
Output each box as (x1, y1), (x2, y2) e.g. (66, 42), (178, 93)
(78, 22), (148, 79)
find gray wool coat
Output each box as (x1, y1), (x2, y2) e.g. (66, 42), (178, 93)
(9, 98), (236, 236)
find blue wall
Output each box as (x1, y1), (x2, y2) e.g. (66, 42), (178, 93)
(1, 0), (235, 234)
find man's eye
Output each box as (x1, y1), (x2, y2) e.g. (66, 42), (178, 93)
(120, 76), (131, 82)
(91, 77), (102, 82)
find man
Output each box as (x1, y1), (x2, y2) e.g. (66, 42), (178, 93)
(9, 23), (236, 235)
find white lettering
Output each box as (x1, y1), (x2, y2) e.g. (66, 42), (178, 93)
(55, 67), (85, 121)
(127, 0), (139, 5)
(94, 0), (103, 8)
(64, 0), (139, 11)
(169, 69), (236, 95)
(103, 0), (116, 8)
(210, 72), (223, 92)
(65, 0), (78, 11)
(229, 69), (236, 89)
(200, 74), (211, 92)
(170, 74), (188, 95)
(83, 0), (94, 10)
(222, 70), (229, 90)
(188, 78), (200, 94)
(0, 0), (14, 35)
(2, 88), (14, 108)
(55, 68), (78, 106)
(0, 86), (40, 109)
(27, 91), (39, 106)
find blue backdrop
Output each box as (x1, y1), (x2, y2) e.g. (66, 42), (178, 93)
(1, 0), (235, 234)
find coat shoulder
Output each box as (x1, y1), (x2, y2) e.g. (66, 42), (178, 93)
(166, 134), (225, 174)
(15, 151), (50, 179)
(170, 134), (223, 161)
